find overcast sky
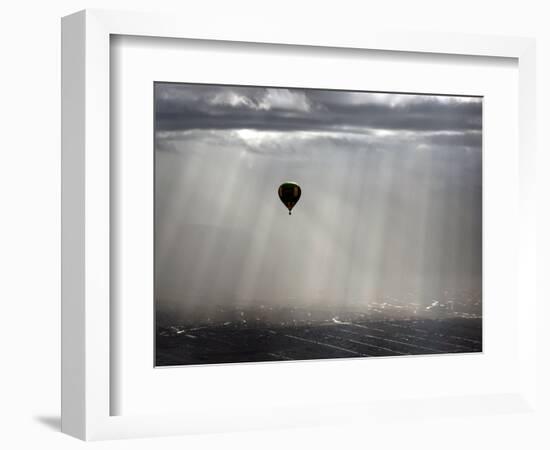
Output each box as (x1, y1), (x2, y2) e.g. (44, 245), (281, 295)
(154, 83), (482, 316)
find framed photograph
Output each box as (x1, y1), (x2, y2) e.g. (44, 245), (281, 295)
(153, 82), (483, 367)
(61, 9), (537, 441)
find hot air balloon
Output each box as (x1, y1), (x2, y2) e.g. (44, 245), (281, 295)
(278, 182), (301, 215)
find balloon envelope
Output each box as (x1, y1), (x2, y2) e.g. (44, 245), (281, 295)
(278, 182), (301, 215)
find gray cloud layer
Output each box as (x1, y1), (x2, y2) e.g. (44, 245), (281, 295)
(155, 84), (482, 134)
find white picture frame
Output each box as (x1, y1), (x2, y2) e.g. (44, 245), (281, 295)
(61, 9), (537, 441)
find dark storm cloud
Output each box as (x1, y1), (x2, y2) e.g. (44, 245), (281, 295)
(155, 83), (482, 134)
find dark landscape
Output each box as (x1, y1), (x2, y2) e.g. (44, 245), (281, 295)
(155, 299), (482, 366)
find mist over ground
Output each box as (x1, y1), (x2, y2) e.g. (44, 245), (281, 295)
(154, 83), (482, 324)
